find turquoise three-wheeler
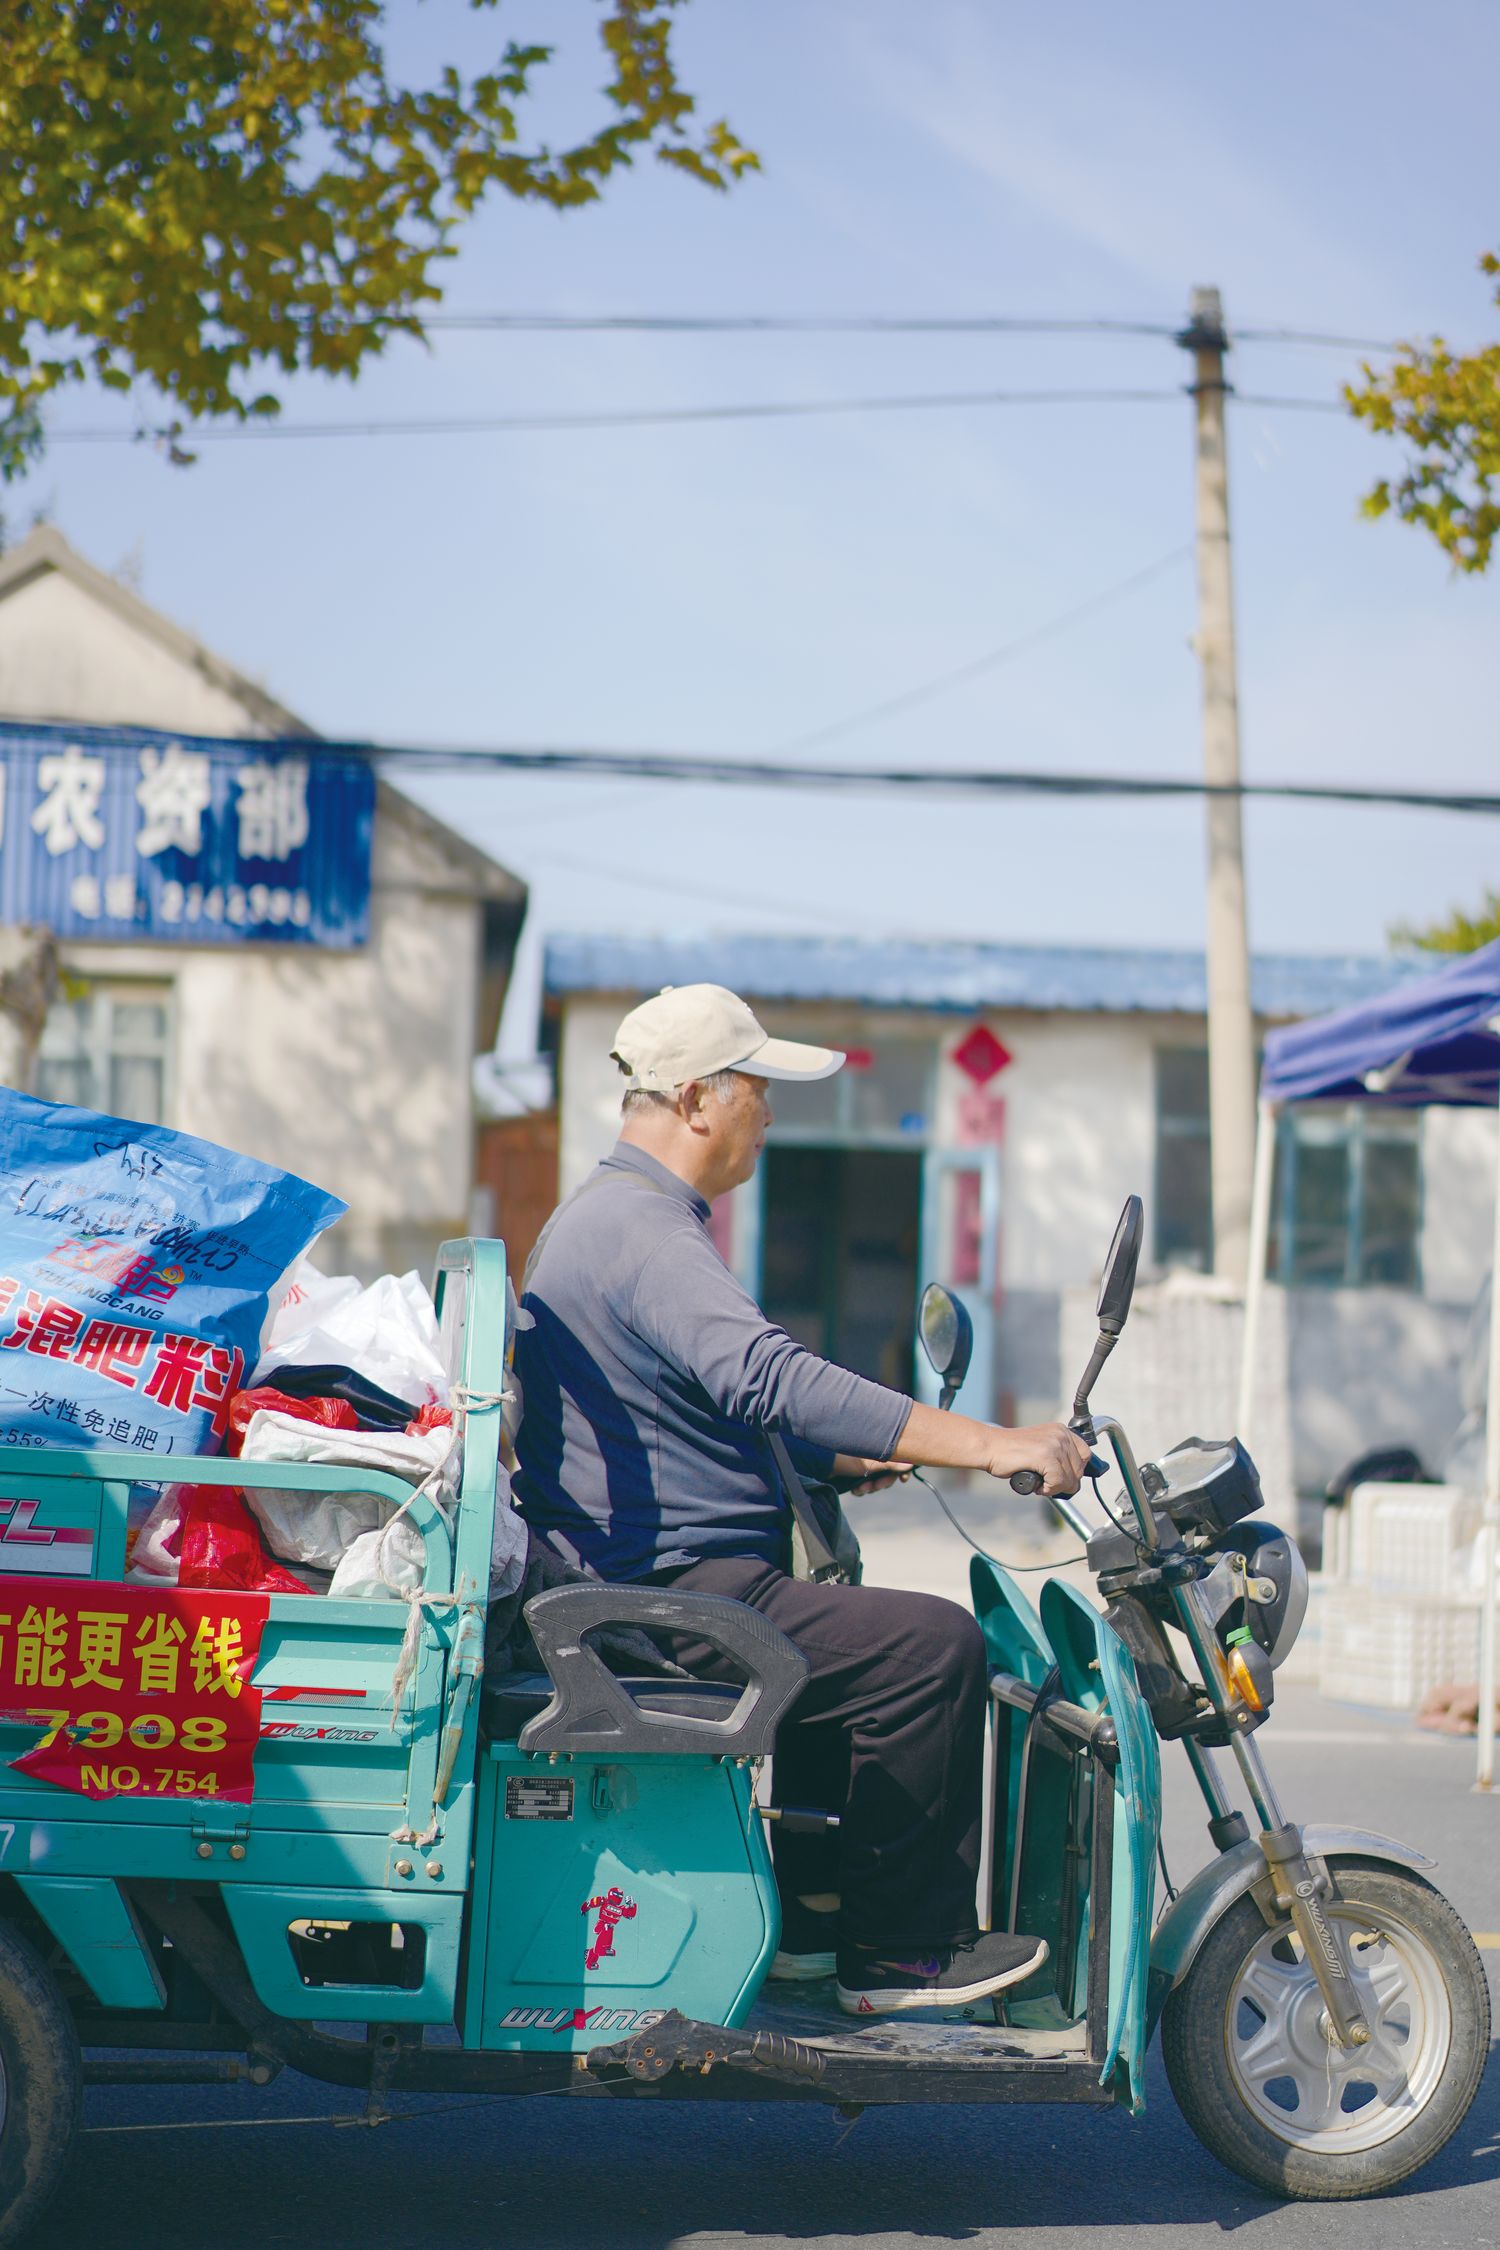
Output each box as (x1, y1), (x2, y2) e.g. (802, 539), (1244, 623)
(0, 1216), (1486, 2242)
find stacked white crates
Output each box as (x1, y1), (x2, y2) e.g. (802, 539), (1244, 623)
(1318, 1484), (1482, 1710)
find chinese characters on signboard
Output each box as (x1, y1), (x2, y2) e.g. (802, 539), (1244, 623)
(0, 1259), (241, 1459)
(0, 1578), (268, 1801)
(0, 725), (375, 946)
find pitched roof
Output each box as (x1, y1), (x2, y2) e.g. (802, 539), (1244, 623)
(0, 524), (521, 902)
(544, 931), (1407, 1020)
(0, 523), (307, 735)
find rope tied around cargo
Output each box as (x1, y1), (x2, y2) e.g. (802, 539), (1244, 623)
(380, 1379), (507, 1663)
(375, 1383), (508, 1847)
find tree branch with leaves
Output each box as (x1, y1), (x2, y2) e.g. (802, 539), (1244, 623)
(0, 0), (757, 476)
(1346, 251), (1500, 574)
(1390, 892), (1500, 956)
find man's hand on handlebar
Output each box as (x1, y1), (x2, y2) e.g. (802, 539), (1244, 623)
(831, 1454), (913, 1495)
(885, 1401), (1093, 1493)
(984, 1423), (1092, 1497)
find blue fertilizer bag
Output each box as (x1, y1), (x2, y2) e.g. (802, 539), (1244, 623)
(0, 1089), (345, 1460)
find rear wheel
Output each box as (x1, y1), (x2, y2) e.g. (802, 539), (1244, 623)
(1163, 1857), (1489, 2200)
(0, 1919), (82, 2245)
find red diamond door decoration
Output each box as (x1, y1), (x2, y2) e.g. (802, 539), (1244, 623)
(953, 1024), (1012, 1087)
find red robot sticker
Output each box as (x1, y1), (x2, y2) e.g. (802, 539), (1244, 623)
(582, 1885), (638, 1971)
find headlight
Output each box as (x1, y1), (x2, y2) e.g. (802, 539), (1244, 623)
(1211, 1519), (1308, 1671)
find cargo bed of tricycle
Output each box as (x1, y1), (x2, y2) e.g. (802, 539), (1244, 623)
(0, 1240), (504, 2041)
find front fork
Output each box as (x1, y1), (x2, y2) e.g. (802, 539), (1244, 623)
(1223, 1733), (1371, 2049)
(1090, 1414), (1372, 2052)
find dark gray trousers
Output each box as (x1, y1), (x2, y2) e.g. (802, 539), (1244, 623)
(663, 1556), (989, 1956)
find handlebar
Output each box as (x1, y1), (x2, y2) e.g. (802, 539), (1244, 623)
(1009, 1453), (1109, 1497)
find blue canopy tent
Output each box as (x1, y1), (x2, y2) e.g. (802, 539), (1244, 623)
(1237, 936), (1500, 1785)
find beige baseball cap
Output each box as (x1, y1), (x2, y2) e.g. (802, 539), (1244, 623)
(611, 984), (844, 1093)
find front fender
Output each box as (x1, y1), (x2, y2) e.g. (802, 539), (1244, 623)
(1146, 1825), (1434, 2039)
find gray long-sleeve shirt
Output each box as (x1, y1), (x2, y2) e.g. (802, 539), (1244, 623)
(513, 1141), (911, 1580)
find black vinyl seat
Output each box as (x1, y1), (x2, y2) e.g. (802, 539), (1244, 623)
(481, 1669), (747, 1743)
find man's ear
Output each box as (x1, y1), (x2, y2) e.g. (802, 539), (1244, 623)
(678, 1079), (711, 1133)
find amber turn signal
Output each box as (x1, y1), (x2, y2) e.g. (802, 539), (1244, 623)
(1225, 1627), (1274, 1714)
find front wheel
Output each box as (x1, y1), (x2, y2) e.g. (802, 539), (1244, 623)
(0, 1918), (82, 2244)
(1162, 1856), (1490, 2200)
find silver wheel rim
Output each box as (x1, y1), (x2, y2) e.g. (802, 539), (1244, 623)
(1224, 1898), (1452, 2154)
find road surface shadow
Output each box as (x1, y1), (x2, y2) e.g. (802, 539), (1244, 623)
(45, 2039), (1499, 2249)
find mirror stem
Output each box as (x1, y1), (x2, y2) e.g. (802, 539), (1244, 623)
(1072, 1329), (1118, 1422)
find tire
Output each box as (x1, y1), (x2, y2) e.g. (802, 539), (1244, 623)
(0, 1919), (82, 2246)
(1162, 1855), (1490, 2201)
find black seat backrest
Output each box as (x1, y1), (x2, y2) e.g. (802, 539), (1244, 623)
(513, 1583), (809, 1758)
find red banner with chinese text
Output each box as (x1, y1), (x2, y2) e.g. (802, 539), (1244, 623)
(0, 1579), (268, 1803)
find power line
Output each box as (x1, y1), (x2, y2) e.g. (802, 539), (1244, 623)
(423, 312), (1182, 338)
(420, 311), (1404, 353)
(51, 388), (1184, 442)
(383, 752), (1500, 816)
(781, 545), (1192, 755)
(49, 387), (1344, 445)
(1235, 326), (1403, 353)
(1235, 392), (1345, 414)
(5, 720), (1492, 817)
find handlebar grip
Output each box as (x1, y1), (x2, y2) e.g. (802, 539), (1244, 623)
(1010, 1454), (1109, 1497)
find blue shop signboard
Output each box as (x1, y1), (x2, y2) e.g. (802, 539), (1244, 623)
(0, 725), (375, 946)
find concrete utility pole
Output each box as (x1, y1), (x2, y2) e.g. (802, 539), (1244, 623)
(1179, 286), (1257, 1286)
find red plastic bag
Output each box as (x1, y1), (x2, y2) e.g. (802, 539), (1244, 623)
(177, 1485), (310, 1596)
(406, 1403), (453, 1436)
(225, 1387), (361, 1457)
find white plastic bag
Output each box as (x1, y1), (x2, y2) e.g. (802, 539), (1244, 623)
(238, 1414), (456, 1572)
(260, 1254), (362, 1362)
(328, 1520), (427, 1598)
(128, 1486), (184, 1582)
(491, 1460), (526, 1599)
(252, 1269), (448, 1410)
(329, 1474), (525, 1602)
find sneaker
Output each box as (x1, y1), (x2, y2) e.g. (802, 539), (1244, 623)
(835, 1931), (1049, 2016)
(769, 1897), (839, 1982)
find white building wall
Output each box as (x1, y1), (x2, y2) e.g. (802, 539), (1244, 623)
(1421, 1105), (1497, 1306)
(1283, 1288), (1468, 1492)
(559, 998), (633, 1194)
(937, 1011), (1160, 1290)
(927, 1010), (1166, 1423)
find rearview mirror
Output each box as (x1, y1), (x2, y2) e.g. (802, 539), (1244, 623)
(1097, 1195), (1144, 1337)
(919, 1283), (973, 1411)
(1069, 1194), (1146, 1423)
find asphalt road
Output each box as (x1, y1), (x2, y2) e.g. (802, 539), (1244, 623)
(45, 1681), (1500, 2250)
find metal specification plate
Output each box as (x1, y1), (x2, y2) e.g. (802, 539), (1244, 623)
(505, 1775), (574, 1822)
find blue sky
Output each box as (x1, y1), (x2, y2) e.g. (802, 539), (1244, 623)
(18, 0), (1500, 1051)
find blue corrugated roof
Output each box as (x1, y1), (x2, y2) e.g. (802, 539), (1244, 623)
(544, 932), (1407, 1019)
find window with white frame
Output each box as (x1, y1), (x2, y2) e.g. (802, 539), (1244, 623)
(35, 983), (173, 1125)
(1269, 1105), (1422, 1289)
(1153, 1045), (1423, 1288)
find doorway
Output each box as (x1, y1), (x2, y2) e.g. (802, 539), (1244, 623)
(760, 1146), (923, 1390)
